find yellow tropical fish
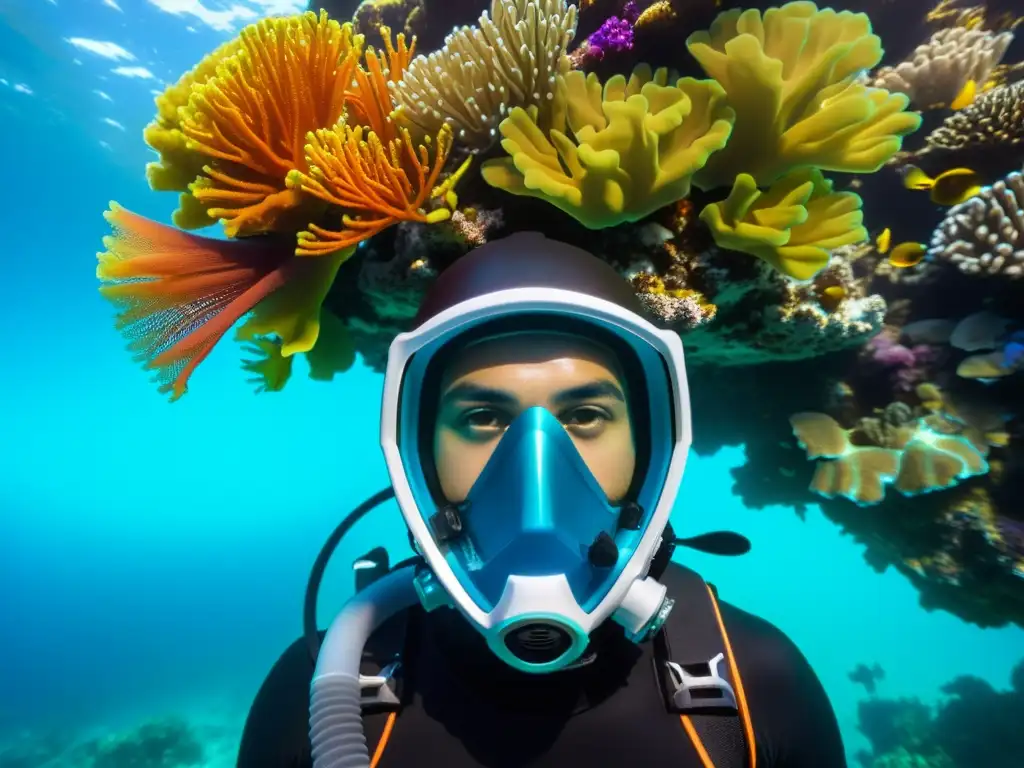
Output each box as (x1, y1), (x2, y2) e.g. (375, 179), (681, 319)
(951, 79), (977, 110)
(903, 166), (982, 206)
(986, 431), (1011, 448)
(889, 242), (927, 268)
(823, 286), (846, 300)
(876, 227), (892, 254)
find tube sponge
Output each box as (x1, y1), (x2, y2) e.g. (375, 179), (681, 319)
(480, 64), (735, 229)
(700, 168), (867, 280)
(685, 1), (922, 189)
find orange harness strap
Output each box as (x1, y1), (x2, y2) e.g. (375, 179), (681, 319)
(679, 584), (757, 768)
(369, 711), (398, 768)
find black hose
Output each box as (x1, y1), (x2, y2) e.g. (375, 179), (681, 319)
(304, 487), (396, 663)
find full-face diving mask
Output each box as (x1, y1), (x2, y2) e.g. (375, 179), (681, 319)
(379, 239), (692, 674)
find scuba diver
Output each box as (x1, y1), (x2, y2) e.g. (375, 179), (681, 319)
(236, 232), (848, 768)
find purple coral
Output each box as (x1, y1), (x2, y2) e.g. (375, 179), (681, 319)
(585, 1), (645, 59)
(867, 333), (939, 391)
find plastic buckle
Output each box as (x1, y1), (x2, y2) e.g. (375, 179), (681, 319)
(359, 661), (402, 710)
(664, 653), (738, 711)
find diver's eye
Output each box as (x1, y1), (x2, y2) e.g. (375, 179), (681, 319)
(562, 406), (610, 434)
(459, 407), (508, 436)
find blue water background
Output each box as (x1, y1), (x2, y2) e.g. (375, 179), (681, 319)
(1, 1), (1022, 765)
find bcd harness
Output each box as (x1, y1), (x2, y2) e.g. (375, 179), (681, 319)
(351, 550), (756, 768)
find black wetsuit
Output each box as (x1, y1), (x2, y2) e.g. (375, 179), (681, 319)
(237, 563), (847, 767)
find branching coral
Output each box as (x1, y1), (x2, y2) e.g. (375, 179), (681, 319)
(96, 204), (356, 400)
(870, 26), (1013, 109)
(685, 1), (921, 190)
(480, 65), (735, 229)
(700, 169), (867, 280)
(143, 35), (245, 230)
(390, 0), (578, 149)
(288, 122), (468, 254)
(927, 170), (1024, 278)
(924, 81), (1024, 155)
(148, 12), (364, 236)
(789, 409), (990, 505)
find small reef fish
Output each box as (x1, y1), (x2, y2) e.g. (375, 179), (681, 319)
(823, 286), (846, 300)
(1002, 330), (1024, 370)
(951, 79), (977, 110)
(903, 166), (983, 206)
(849, 663), (885, 695)
(889, 242), (927, 268)
(876, 227), (892, 255)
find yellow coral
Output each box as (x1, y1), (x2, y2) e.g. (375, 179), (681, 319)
(144, 36), (246, 229)
(147, 12), (364, 237)
(480, 65), (735, 229)
(700, 169), (866, 280)
(686, 1), (922, 189)
(239, 306), (355, 393)
(235, 244), (354, 356)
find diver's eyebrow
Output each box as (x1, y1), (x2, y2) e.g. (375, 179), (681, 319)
(551, 380), (625, 406)
(441, 383), (519, 407)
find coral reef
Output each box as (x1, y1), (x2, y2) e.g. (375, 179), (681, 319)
(856, 657), (1024, 768)
(922, 81), (1024, 159)
(101, 0), (1024, 628)
(927, 170), (1024, 278)
(100, 18), (469, 399)
(870, 26), (1013, 110)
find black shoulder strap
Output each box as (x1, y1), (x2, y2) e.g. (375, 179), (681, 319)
(652, 566), (752, 768)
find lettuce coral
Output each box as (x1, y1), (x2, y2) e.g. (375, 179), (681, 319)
(700, 168), (867, 280)
(789, 411), (989, 505)
(151, 12), (365, 237)
(685, 1), (922, 190)
(480, 64), (735, 229)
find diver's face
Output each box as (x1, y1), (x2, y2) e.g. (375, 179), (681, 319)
(434, 332), (636, 503)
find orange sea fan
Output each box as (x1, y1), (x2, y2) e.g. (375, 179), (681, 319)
(98, 204), (298, 401)
(179, 11), (364, 238)
(287, 122), (467, 255)
(343, 26), (416, 141)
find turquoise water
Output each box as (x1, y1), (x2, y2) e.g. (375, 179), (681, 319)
(2, 1), (1024, 766)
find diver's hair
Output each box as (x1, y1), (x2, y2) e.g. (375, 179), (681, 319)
(414, 231), (646, 328)
(413, 313), (655, 506)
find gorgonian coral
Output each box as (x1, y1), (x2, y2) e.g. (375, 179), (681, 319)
(928, 170), (1024, 278)
(870, 26), (1013, 109)
(700, 169), (867, 280)
(390, 0), (578, 148)
(152, 12), (365, 237)
(685, 1), (922, 190)
(480, 64), (735, 228)
(924, 81), (1024, 155)
(96, 204), (357, 401)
